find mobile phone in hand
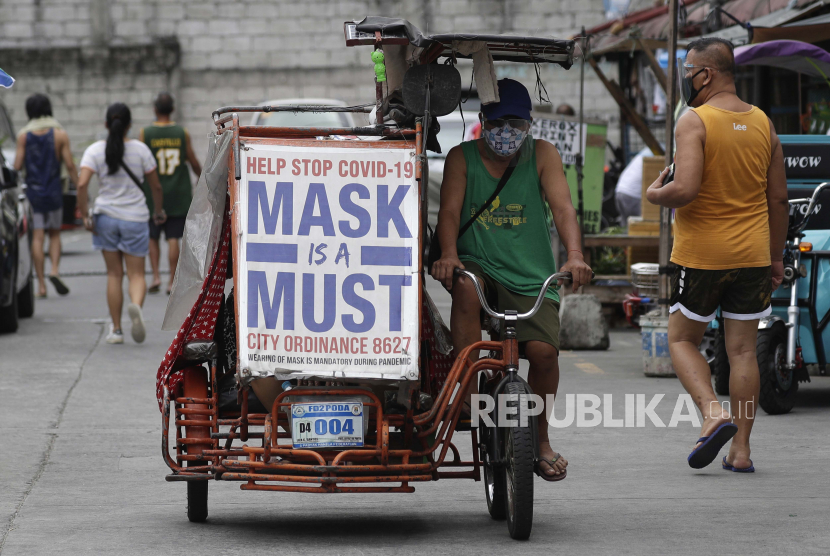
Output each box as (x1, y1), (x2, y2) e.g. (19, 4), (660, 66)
(662, 163), (676, 185)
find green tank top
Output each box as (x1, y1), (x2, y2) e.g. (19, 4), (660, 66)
(141, 123), (192, 217)
(457, 138), (559, 302)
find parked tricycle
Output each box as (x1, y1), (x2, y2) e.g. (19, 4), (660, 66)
(156, 17), (576, 540)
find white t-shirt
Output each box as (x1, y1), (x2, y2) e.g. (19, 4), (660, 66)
(80, 139), (157, 222)
(615, 147), (654, 199)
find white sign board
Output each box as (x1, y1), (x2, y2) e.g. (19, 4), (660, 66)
(238, 144), (420, 382)
(530, 119), (588, 166)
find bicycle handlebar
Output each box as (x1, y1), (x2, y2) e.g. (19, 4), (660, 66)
(454, 268), (578, 321)
(791, 181), (830, 236)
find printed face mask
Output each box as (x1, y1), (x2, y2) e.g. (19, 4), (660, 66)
(483, 122), (527, 157)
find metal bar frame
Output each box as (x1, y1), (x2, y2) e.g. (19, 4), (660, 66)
(159, 116), (528, 493)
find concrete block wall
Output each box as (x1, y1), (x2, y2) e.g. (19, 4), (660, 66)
(0, 0), (619, 164)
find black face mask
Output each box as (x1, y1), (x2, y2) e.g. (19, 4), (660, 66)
(684, 68), (707, 106)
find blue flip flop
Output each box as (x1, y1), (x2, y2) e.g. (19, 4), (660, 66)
(723, 456), (755, 473)
(687, 422), (738, 469)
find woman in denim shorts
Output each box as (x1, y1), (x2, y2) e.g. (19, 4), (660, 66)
(76, 103), (166, 344)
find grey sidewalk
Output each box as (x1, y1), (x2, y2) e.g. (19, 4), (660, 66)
(1, 230), (828, 555)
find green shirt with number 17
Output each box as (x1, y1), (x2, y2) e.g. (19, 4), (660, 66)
(141, 122), (192, 217)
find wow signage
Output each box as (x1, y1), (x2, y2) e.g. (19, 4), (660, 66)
(238, 144), (420, 381)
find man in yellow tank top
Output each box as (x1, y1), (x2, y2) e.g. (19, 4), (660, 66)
(646, 38), (788, 472)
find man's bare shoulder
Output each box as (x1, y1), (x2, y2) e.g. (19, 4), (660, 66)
(677, 109), (704, 130)
(534, 138), (562, 168)
(53, 128), (70, 144)
(444, 144), (467, 171)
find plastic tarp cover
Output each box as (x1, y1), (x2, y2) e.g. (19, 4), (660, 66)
(162, 131), (232, 330)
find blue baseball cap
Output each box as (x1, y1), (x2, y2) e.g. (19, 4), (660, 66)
(481, 79), (533, 121)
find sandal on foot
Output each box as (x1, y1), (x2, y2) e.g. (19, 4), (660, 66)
(148, 284), (160, 294)
(535, 454), (567, 482)
(722, 456), (754, 473)
(49, 275), (70, 296)
(688, 422), (738, 469)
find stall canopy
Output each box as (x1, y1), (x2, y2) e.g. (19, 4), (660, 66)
(588, 0), (824, 56)
(734, 40), (830, 78)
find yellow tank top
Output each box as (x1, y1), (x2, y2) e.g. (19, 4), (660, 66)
(671, 105), (771, 270)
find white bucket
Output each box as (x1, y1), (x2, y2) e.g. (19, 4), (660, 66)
(640, 312), (676, 377)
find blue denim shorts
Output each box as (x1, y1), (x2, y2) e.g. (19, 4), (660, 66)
(92, 214), (149, 257)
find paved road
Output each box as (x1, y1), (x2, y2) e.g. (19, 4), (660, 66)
(1, 229), (829, 555)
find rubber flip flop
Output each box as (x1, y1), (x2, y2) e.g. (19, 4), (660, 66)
(731, 459), (755, 473)
(722, 456), (733, 471)
(148, 284), (160, 294)
(687, 422), (738, 469)
(49, 275), (70, 296)
(127, 303), (146, 344)
(37, 292), (47, 299)
(536, 455), (567, 482)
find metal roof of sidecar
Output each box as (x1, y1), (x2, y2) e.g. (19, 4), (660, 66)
(345, 16), (575, 69)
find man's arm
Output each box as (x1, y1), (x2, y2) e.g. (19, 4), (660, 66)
(646, 111), (706, 208)
(184, 130), (203, 178)
(766, 120), (788, 289)
(536, 140), (592, 291)
(431, 145), (467, 290)
(56, 130), (79, 185)
(13, 133), (25, 171)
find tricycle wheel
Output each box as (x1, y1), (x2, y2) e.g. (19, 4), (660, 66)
(187, 465), (209, 523)
(758, 326), (798, 415)
(711, 326), (730, 396)
(479, 374), (506, 520)
(503, 382), (534, 540)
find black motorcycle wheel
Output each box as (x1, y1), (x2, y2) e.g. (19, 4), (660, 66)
(758, 326), (798, 415)
(503, 382), (534, 540)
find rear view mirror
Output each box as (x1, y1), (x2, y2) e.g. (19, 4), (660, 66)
(0, 167), (18, 190)
(402, 64), (462, 117)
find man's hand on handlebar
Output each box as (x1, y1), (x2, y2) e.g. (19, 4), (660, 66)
(431, 254), (465, 291)
(559, 253), (593, 293)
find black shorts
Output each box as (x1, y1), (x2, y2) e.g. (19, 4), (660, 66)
(670, 265), (772, 322)
(149, 216), (186, 240)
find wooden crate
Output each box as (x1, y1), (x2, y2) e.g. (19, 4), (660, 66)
(628, 217), (659, 236)
(641, 156), (665, 221)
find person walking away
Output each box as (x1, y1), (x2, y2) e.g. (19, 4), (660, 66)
(431, 79), (593, 480)
(76, 103), (166, 344)
(646, 38), (788, 472)
(13, 94), (78, 297)
(140, 92), (202, 295)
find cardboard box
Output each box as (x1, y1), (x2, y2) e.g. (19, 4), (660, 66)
(627, 216), (675, 236)
(641, 156), (665, 221)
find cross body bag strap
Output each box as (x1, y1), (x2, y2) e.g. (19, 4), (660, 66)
(119, 160), (144, 189)
(457, 154), (518, 238)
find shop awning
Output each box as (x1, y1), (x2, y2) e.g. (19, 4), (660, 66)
(734, 39), (830, 77)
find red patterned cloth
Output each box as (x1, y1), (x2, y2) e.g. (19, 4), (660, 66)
(155, 202), (231, 411)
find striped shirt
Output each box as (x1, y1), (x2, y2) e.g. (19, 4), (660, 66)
(80, 139), (157, 222)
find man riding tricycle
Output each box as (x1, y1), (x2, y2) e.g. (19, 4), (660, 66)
(155, 17), (590, 540)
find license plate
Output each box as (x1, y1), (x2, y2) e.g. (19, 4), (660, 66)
(291, 402), (364, 448)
